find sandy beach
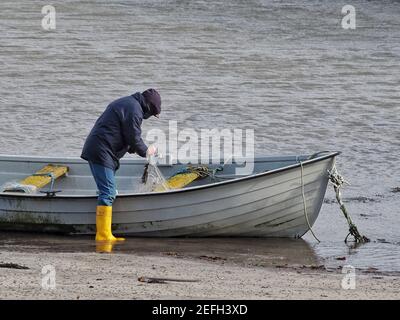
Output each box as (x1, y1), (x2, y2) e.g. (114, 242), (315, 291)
(0, 236), (399, 300)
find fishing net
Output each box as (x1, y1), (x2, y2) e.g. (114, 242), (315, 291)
(135, 156), (170, 193)
(133, 155), (213, 193)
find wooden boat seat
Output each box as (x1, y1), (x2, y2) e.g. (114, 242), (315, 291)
(3, 164), (69, 193)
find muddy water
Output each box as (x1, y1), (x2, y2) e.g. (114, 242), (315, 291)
(0, 232), (323, 269)
(0, 1), (399, 272)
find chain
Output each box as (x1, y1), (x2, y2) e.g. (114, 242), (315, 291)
(327, 161), (370, 243)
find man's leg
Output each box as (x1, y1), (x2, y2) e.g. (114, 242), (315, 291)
(89, 162), (124, 242)
(89, 162), (116, 206)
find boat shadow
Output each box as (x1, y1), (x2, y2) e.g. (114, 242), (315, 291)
(0, 232), (321, 268)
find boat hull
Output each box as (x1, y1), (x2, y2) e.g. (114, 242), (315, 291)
(0, 153), (337, 237)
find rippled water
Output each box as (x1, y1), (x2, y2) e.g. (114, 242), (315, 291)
(0, 0), (399, 272)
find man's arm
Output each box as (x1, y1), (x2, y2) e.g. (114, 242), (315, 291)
(125, 114), (148, 157)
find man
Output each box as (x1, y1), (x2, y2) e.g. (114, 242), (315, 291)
(81, 88), (160, 242)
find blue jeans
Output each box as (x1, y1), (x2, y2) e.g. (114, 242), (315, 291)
(89, 162), (116, 207)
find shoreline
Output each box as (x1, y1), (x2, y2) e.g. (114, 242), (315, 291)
(1, 247), (399, 300)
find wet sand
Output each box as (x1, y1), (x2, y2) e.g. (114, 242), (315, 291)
(0, 234), (399, 299)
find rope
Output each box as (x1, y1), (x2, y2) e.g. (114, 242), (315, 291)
(210, 156), (232, 180)
(299, 159), (320, 242)
(327, 159), (370, 243)
(176, 165), (212, 178)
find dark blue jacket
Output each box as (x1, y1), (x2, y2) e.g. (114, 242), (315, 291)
(81, 92), (148, 171)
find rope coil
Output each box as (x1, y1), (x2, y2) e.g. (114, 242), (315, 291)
(180, 165), (212, 178)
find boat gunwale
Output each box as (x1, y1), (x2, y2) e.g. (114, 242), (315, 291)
(0, 151), (340, 199)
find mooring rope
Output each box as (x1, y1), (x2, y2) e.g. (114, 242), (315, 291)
(299, 159), (321, 242)
(327, 159), (370, 243)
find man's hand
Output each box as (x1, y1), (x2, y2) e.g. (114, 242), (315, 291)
(146, 144), (158, 157)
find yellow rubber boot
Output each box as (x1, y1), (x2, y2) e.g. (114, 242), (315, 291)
(95, 206), (125, 242)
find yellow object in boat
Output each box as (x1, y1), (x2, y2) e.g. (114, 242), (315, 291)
(152, 165), (211, 192)
(166, 172), (199, 189)
(154, 172), (200, 192)
(19, 164), (69, 189)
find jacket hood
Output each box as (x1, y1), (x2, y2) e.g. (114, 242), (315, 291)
(131, 92), (148, 115)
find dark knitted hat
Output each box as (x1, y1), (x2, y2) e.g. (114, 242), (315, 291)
(142, 88), (161, 117)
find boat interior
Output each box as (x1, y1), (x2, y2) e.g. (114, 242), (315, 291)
(0, 154), (319, 196)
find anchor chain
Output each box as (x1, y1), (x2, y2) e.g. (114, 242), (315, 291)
(327, 161), (370, 243)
